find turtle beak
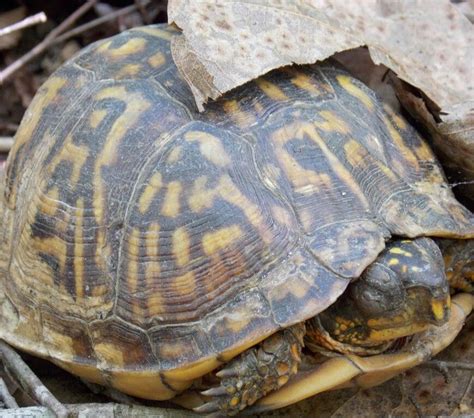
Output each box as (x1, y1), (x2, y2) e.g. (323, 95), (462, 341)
(431, 294), (451, 323)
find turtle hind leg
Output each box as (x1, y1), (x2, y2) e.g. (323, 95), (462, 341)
(195, 323), (305, 415)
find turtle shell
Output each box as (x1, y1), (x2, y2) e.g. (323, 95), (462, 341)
(0, 25), (473, 400)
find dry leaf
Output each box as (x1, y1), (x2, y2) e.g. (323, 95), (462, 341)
(168, 0), (473, 118)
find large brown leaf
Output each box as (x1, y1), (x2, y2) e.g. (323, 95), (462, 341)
(168, 0), (473, 118)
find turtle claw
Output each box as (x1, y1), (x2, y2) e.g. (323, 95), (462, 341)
(215, 367), (239, 378)
(194, 400), (221, 414)
(201, 386), (228, 397)
(198, 324), (305, 415)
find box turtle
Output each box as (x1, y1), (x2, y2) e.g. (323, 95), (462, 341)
(0, 25), (473, 415)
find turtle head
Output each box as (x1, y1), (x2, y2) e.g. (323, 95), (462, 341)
(307, 238), (451, 355)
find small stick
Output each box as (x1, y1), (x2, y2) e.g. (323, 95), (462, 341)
(423, 360), (474, 371)
(0, 376), (18, 408)
(53, 1), (150, 46)
(0, 137), (14, 153)
(0, 0), (98, 85)
(0, 12), (47, 37)
(0, 341), (68, 418)
(135, 0), (152, 24)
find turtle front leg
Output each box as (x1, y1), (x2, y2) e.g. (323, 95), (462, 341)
(195, 323), (305, 415)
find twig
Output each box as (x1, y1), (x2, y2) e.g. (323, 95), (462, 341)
(0, 12), (47, 37)
(0, 341), (68, 418)
(0, 376), (18, 408)
(0, 122), (19, 133)
(135, 0), (152, 24)
(0, 0), (98, 85)
(0, 137), (14, 153)
(52, 1), (150, 46)
(422, 360), (474, 371)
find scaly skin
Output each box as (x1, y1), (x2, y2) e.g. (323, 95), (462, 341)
(195, 323), (305, 415)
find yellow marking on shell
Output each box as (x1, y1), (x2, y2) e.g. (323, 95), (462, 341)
(57, 139), (89, 185)
(11, 77), (67, 152)
(93, 86), (150, 251)
(148, 51), (166, 68)
(389, 247), (412, 257)
(383, 104), (407, 130)
(217, 175), (273, 243)
(36, 241), (65, 285)
(256, 78), (288, 101)
(254, 100), (264, 115)
(161, 181), (182, 217)
(42, 133), (89, 188)
(134, 26), (173, 40)
(7, 77), (67, 205)
(343, 139), (397, 180)
(290, 72), (322, 95)
(138, 172), (162, 214)
(224, 315), (253, 333)
(188, 176), (217, 212)
(116, 63), (142, 78)
(36, 186), (60, 217)
(271, 205), (293, 227)
(144, 223), (161, 311)
(401, 265), (408, 273)
(222, 99), (257, 127)
(127, 229), (141, 309)
(298, 123), (368, 204)
(411, 266), (422, 272)
(173, 227), (190, 267)
(90, 109), (108, 129)
(336, 74), (374, 110)
(185, 131), (231, 167)
(98, 37), (146, 59)
(189, 174), (272, 243)
(382, 116), (419, 169)
(166, 145), (182, 164)
(388, 258), (399, 266)
(202, 225), (243, 255)
(94, 342), (125, 367)
(272, 124), (330, 192)
(93, 87), (150, 189)
(414, 141), (435, 161)
(290, 280), (311, 298)
(74, 199), (85, 299)
(315, 110), (350, 134)
(173, 271), (196, 295)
